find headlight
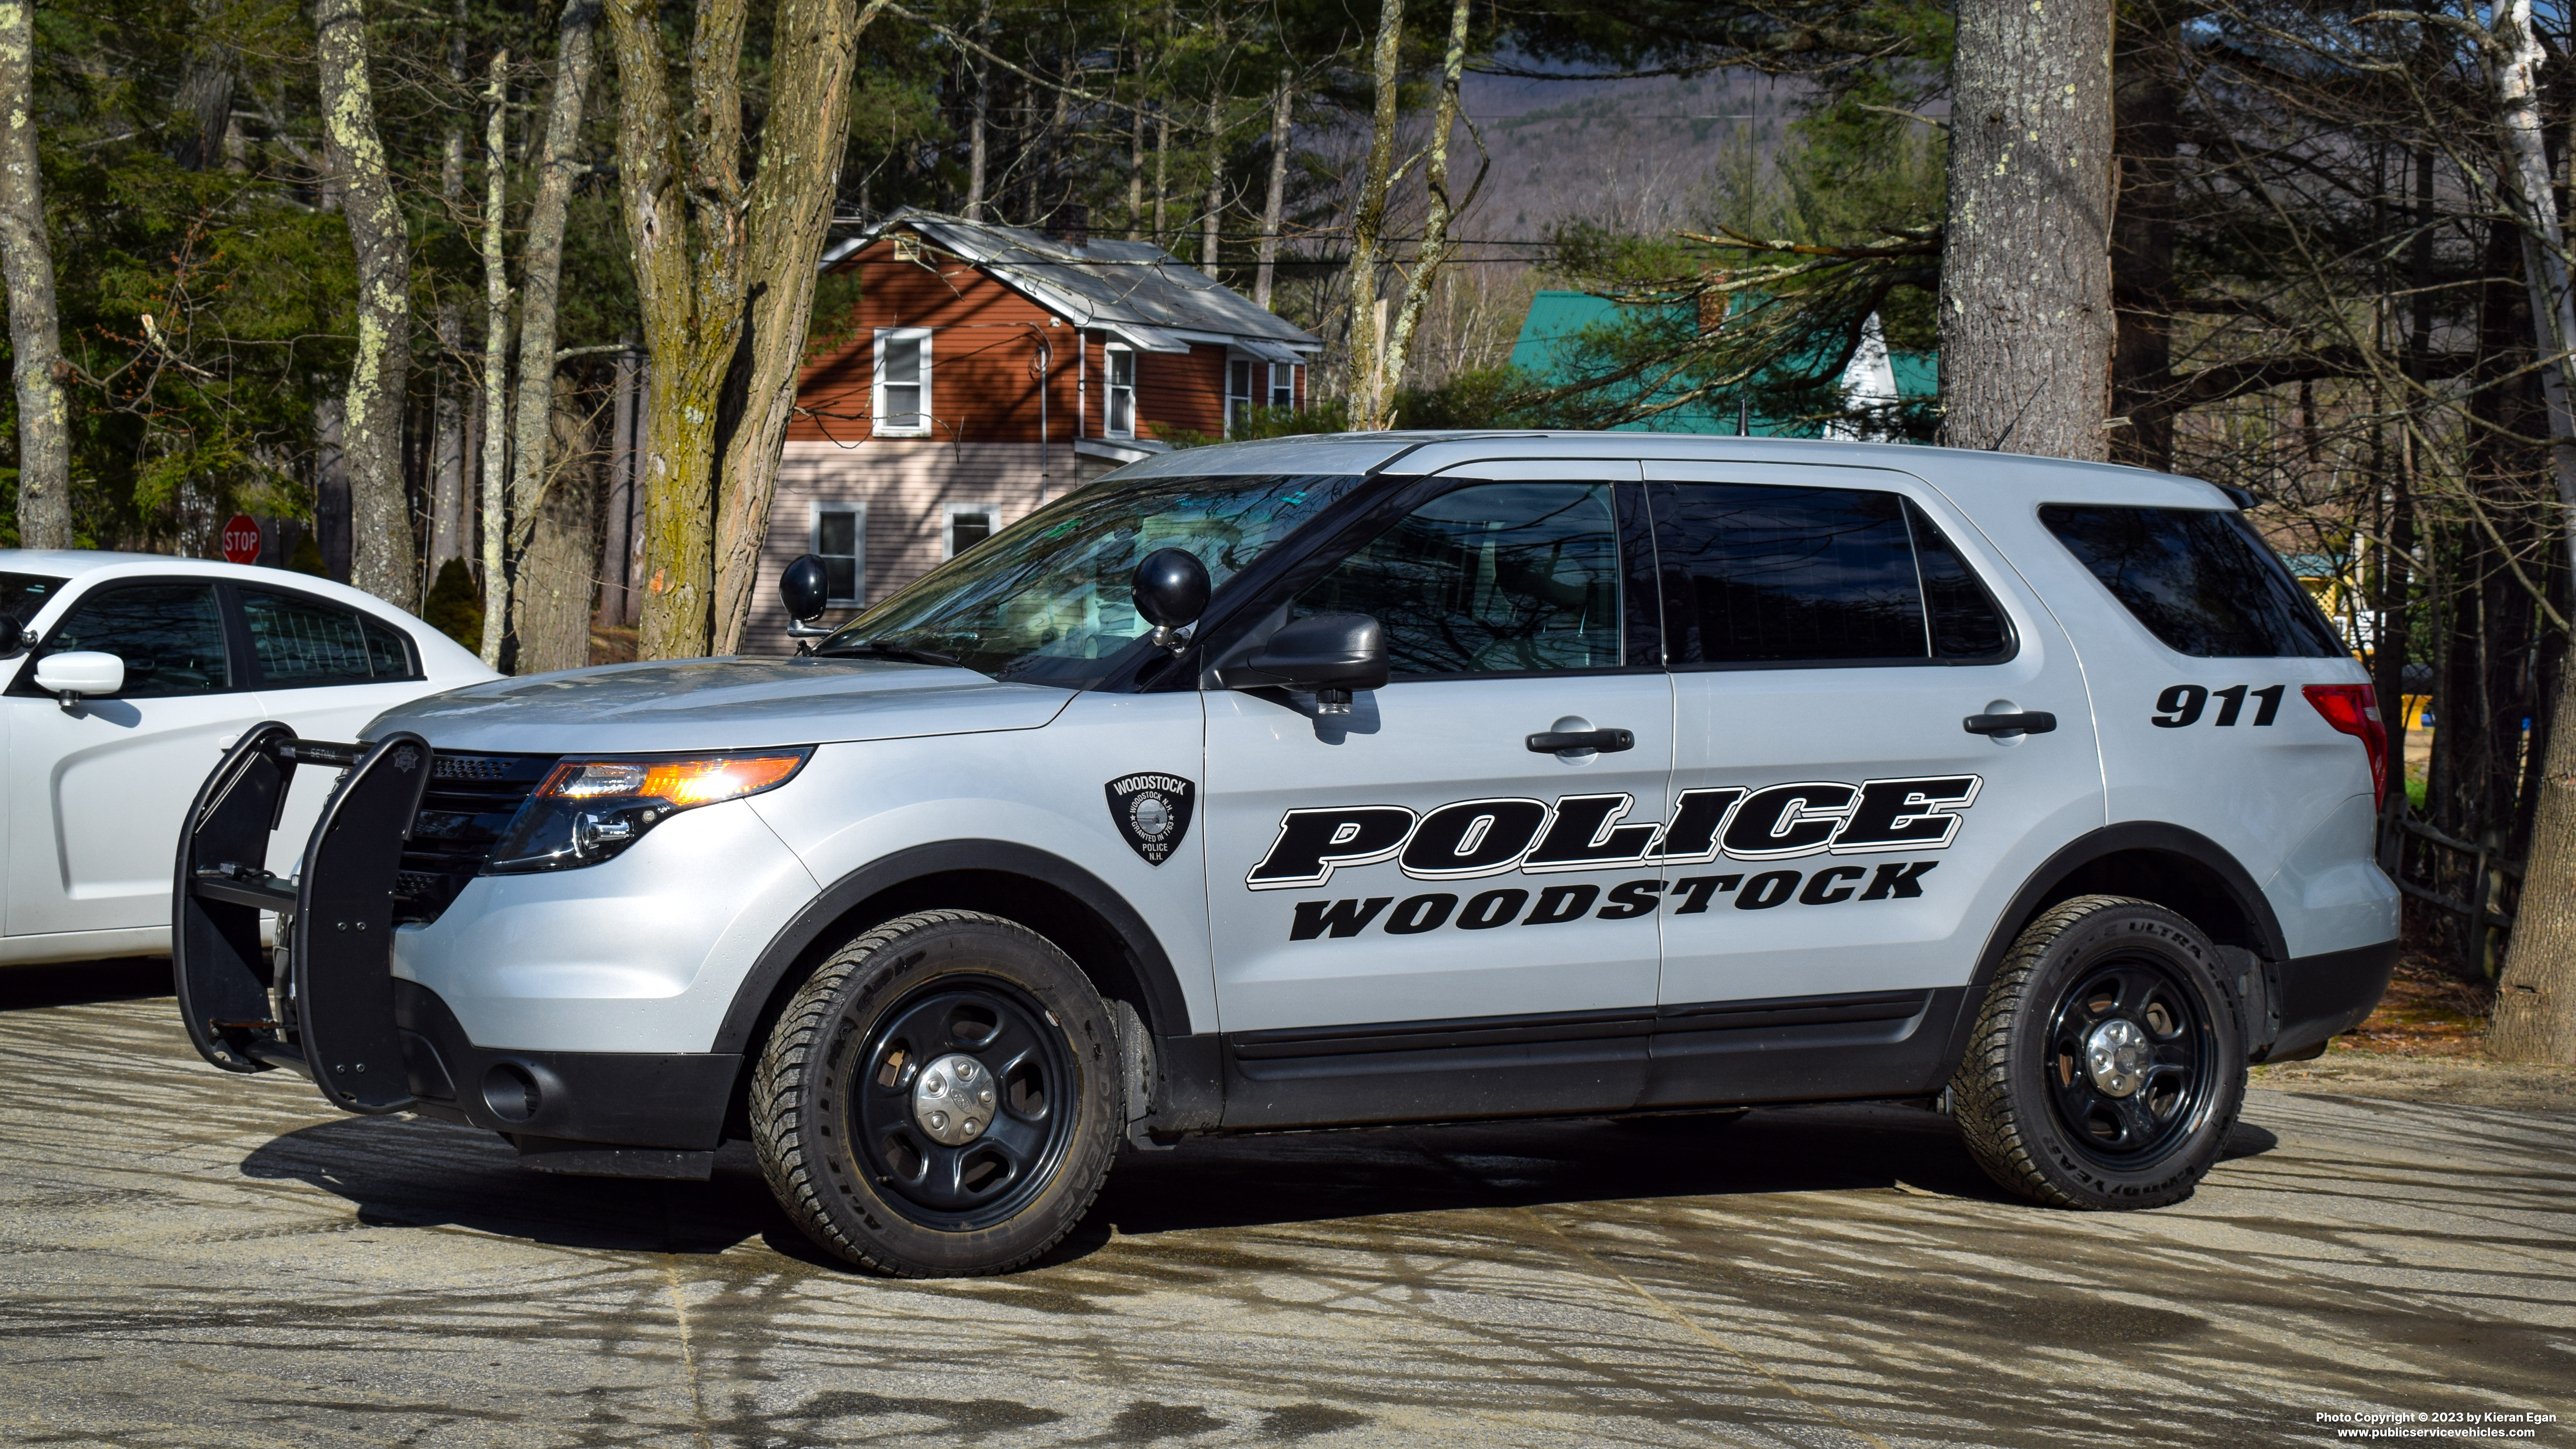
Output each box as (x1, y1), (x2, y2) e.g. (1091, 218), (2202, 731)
(487, 749), (811, 873)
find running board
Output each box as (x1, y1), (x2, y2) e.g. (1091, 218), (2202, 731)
(173, 723), (434, 1115)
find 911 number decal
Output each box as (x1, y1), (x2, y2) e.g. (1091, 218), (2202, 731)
(2153, 683), (2284, 728)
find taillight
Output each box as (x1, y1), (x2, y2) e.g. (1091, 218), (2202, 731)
(2303, 684), (2387, 807)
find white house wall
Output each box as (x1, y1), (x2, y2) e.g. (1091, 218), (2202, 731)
(746, 440), (1060, 652)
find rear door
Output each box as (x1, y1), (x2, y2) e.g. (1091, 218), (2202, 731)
(1643, 461), (2106, 1105)
(6, 579), (264, 937)
(1200, 461), (1673, 1125)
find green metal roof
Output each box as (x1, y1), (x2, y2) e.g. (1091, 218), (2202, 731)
(1508, 290), (1935, 437)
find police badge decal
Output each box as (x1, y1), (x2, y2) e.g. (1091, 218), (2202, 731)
(1105, 773), (1196, 866)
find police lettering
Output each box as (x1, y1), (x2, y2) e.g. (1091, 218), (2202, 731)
(1284, 862), (1939, 939)
(1245, 775), (1981, 889)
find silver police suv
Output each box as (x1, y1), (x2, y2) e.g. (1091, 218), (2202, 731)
(175, 433), (2399, 1277)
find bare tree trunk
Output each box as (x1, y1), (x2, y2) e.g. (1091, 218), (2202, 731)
(1255, 75), (1292, 311)
(477, 50), (512, 668)
(624, 356), (646, 625)
(429, 0), (469, 573)
(1344, 0), (1404, 429)
(513, 377), (599, 674)
(504, 0), (600, 645)
(1202, 82), (1224, 271)
(0, 0), (73, 549)
(2108, 14), (2177, 471)
(1374, 0), (1478, 424)
(315, 0), (418, 606)
(597, 346), (637, 626)
(606, 0), (745, 660)
(1939, 0), (2115, 460)
(1152, 105), (1170, 246)
(1127, 73), (1146, 241)
(607, 0), (887, 660)
(965, 0), (990, 220)
(2485, 0), (2576, 1063)
(709, 0), (886, 654)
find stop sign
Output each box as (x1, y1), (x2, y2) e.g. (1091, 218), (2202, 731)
(220, 514), (261, 565)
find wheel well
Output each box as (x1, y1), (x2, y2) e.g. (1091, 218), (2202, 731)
(2021, 847), (2267, 956)
(721, 868), (1162, 1138)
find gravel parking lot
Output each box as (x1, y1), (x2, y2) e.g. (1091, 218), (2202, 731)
(3, 964), (2570, 1449)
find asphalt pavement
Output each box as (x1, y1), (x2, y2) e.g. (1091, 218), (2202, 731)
(2, 962), (2569, 1448)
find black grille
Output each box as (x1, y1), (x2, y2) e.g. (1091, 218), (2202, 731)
(394, 752), (558, 924)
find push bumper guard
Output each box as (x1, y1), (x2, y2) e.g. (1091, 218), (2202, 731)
(173, 722), (433, 1115)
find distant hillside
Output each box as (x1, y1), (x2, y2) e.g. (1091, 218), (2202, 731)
(1459, 69), (1806, 242)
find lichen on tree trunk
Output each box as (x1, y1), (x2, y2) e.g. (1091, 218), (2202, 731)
(511, 377), (600, 675)
(1940, 0), (2116, 460)
(504, 0), (602, 663)
(0, 0), (74, 549)
(314, 0), (418, 606)
(607, 0), (889, 660)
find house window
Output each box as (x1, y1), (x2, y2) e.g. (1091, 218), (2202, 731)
(944, 501), (997, 559)
(813, 502), (866, 606)
(1269, 363), (1298, 410)
(873, 328), (931, 437)
(1227, 359), (1257, 433)
(1104, 345), (1136, 437)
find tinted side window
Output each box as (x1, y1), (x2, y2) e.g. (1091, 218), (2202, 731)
(1297, 482), (1621, 675)
(2040, 505), (2343, 658)
(242, 589), (422, 686)
(1908, 502), (2012, 661)
(39, 583), (233, 696)
(1655, 482), (1928, 664)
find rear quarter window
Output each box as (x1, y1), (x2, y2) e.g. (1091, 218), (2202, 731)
(2039, 504), (2344, 658)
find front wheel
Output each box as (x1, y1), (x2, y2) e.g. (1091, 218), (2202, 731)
(751, 910), (1118, 1276)
(1951, 895), (2244, 1210)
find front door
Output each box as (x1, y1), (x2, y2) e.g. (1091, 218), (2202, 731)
(1202, 463), (1674, 1126)
(7, 579), (264, 938)
(1642, 461), (2106, 1105)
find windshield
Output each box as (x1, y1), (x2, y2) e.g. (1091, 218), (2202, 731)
(819, 472), (1366, 688)
(0, 571), (67, 634)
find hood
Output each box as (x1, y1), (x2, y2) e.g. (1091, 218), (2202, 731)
(364, 656), (1077, 756)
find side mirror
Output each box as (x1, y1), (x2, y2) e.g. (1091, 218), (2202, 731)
(35, 651), (123, 711)
(781, 555), (832, 649)
(1239, 613), (1387, 715)
(1132, 548), (1211, 652)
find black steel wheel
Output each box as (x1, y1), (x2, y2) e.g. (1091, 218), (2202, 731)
(848, 978), (1079, 1230)
(752, 910), (1118, 1276)
(1952, 895), (2244, 1210)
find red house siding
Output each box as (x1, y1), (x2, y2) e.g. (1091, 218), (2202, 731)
(796, 238), (1260, 447)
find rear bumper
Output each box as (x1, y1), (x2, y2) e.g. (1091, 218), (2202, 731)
(395, 979), (738, 1152)
(2267, 938), (2398, 1061)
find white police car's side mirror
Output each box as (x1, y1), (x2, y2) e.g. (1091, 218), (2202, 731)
(1133, 548), (1211, 652)
(1229, 613), (1388, 716)
(781, 554), (833, 650)
(35, 650), (123, 712)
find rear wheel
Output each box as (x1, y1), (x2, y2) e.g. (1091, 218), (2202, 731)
(752, 910), (1117, 1276)
(1952, 895), (2244, 1210)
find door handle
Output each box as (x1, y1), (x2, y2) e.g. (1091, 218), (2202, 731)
(1527, 728), (1634, 753)
(1963, 711), (2057, 736)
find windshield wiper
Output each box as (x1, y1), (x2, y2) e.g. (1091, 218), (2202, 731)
(815, 639), (963, 668)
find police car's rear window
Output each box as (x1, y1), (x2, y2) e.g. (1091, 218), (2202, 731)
(2040, 505), (2344, 658)
(1652, 483), (2012, 665)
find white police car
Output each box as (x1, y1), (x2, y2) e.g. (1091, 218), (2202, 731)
(0, 551), (490, 966)
(174, 434), (2398, 1278)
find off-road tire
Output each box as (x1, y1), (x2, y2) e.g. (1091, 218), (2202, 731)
(1952, 894), (2245, 1210)
(751, 910), (1118, 1276)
